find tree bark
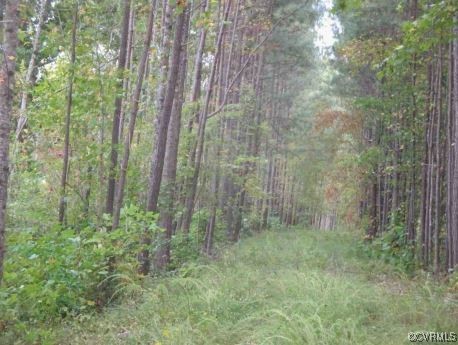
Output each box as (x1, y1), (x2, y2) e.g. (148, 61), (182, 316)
(15, 0), (49, 141)
(451, 17), (458, 271)
(105, 0), (131, 217)
(155, 0), (173, 115)
(119, 4), (135, 141)
(447, 26), (456, 272)
(155, 7), (190, 269)
(140, 3), (188, 275)
(433, 46), (443, 274)
(111, 0), (157, 230)
(0, 0), (19, 284)
(58, 4), (78, 225)
(180, 0), (232, 234)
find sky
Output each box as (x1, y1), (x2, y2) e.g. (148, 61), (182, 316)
(314, 0), (341, 53)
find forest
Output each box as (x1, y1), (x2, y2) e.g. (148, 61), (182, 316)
(0, 0), (457, 343)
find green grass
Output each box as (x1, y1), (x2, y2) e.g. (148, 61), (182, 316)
(6, 229), (458, 344)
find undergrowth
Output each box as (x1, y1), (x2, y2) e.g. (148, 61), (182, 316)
(18, 228), (455, 345)
(0, 204), (161, 341)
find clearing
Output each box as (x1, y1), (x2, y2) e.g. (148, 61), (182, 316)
(53, 229), (457, 345)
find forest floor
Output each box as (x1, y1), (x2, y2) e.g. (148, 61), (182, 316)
(50, 229), (457, 344)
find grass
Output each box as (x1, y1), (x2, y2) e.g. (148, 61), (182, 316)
(6, 229), (458, 344)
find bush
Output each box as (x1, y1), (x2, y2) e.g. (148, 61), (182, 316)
(0, 204), (160, 335)
(169, 209), (209, 270)
(267, 215), (289, 232)
(360, 219), (416, 273)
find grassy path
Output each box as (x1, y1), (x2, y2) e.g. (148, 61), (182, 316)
(57, 229), (457, 345)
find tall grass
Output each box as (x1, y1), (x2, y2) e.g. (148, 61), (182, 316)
(12, 229), (458, 344)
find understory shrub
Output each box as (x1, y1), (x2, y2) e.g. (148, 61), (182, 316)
(360, 217), (416, 273)
(169, 209), (209, 270)
(0, 204), (160, 334)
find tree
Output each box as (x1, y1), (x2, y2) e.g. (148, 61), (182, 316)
(154, 7), (190, 268)
(180, 0), (232, 234)
(0, 0), (20, 284)
(333, 0), (458, 274)
(15, 0), (49, 141)
(112, 0), (158, 230)
(105, 0), (131, 217)
(450, 15), (458, 271)
(141, 1), (188, 274)
(58, 3), (78, 224)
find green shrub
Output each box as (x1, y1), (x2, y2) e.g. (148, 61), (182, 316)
(267, 215), (289, 232)
(360, 216), (416, 273)
(0, 204), (160, 335)
(169, 209), (209, 270)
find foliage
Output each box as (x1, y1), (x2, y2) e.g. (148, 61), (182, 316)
(168, 209), (210, 270)
(5, 0), (458, 342)
(0, 205), (160, 338)
(169, 232), (201, 271)
(43, 230), (457, 345)
(360, 222), (417, 274)
(331, 0), (458, 274)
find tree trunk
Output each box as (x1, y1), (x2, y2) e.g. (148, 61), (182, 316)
(420, 63), (433, 264)
(105, 0), (131, 217)
(447, 28), (456, 272)
(0, 0), (19, 284)
(155, 0), (173, 115)
(180, 0), (232, 234)
(112, 0), (157, 230)
(15, 0), (49, 141)
(451, 17), (458, 271)
(154, 8), (190, 269)
(203, 118), (224, 254)
(140, 3), (188, 275)
(119, 4), (135, 141)
(434, 46), (443, 274)
(58, 4), (78, 225)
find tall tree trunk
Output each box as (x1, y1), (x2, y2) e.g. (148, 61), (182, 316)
(407, 24), (418, 244)
(15, 0), (49, 141)
(155, 8), (190, 269)
(140, 3), (188, 275)
(186, 0), (208, 129)
(146, 4), (187, 214)
(203, 0), (242, 249)
(180, 0), (232, 234)
(434, 45), (443, 274)
(203, 52), (228, 251)
(203, 118), (224, 254)
(447, 27), (456, 272)
(155, 0), (173, 115)
(0, 0), (19, 284)
(58, 4), (78, 224)
(105, 0), (131, 217)
(420, 63), (433, 264)
(119, 4), (136, 141)
(451, 17), (458, 271)
(262, 148), (273, 229)
(174, 0), (210, 232)
(111, 0), (157, 230)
